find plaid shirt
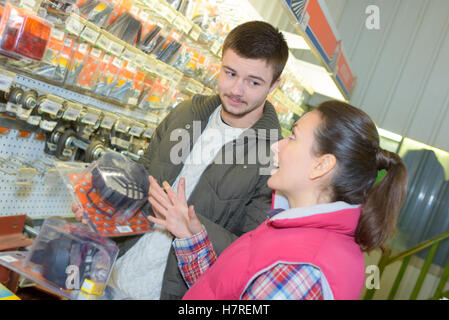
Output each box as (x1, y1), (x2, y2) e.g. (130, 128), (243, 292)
(173, 225), (323, 300)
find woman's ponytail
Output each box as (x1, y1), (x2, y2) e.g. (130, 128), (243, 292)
(314, 101), (408, 253)
(355, 149), (408, 252)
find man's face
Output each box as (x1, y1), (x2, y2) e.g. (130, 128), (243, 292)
(217, 49), (279, 118)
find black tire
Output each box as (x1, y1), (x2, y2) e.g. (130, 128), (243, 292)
(55, 129), (76, 160)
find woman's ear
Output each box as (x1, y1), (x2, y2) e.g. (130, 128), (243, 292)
(310, 154), (336, 180)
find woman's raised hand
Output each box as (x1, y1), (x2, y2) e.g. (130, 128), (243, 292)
(147, 175), (203, 239)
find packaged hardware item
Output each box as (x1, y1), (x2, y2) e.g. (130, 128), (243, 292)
(109, 60), (135, 103)
(56, 151), (154, 237)
(0, 4), (52, 61)
(65, 40), (90, 87)
(93, 55), (122, 97)
(0, 218), (118, 299)
(26, 218), (118, 295)
(138, 77), (169, 112)
(77, 0), (114, 28)
(28, 27), (66, 80)
(105, 11), (142, 46)
(76, 46), (104, 89)
(52, 34), (77, 82)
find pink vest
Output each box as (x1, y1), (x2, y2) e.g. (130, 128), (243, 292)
(183, 203), (365, 300)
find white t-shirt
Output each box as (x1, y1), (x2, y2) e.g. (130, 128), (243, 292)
(109, 106), (244, 299)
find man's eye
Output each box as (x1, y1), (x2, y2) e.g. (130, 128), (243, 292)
(289, 134), (296, 140)
(250, 80), (260, 86)
(226, 71), (235, 77)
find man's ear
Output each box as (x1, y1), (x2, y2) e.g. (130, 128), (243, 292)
(310, 154), (336, 180)
(269, 77), (281, 94)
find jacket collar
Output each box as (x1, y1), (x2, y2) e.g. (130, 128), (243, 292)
(191, 94), (282, 141)
(268, 197), (362, 236)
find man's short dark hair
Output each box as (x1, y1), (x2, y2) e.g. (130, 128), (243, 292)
(222, 21), (289, 84)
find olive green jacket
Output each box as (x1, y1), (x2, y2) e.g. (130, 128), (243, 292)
(120, 94), (282, 299)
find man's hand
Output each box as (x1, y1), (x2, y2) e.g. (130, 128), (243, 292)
(147, 176), (203, 239)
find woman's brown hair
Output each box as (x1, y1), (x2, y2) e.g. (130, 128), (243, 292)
(313, 100), (408, 252)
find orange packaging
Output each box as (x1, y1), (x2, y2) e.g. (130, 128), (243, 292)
(0, 4), (52, 61)
(77, 47), (104, 88)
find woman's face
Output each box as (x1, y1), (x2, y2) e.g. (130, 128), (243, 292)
(267, 111), (323, 195)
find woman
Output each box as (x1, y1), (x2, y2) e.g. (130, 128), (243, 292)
(147, 100), (408, 300)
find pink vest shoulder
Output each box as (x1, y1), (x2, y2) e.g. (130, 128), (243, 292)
(184, 208), (365, 300)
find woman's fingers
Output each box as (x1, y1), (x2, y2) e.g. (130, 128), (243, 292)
(148, 195), (167, 219)
(188, 205), (203, 235)
(147, 215), (167, 228)
(177, 178), (187, 204)
(149, 176), (172, 209)
(162, 181), (180, 206)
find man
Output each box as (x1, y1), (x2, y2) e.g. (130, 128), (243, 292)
(74, 20), (289, 299)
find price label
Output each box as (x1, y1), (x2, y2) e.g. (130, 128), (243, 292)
(173, 16), (185, 33)
(66, 16), (85, 36)
(96, 34), (110, 51)
(180, 17), (193, 34)
(154, 3), (176, 23)
(63, 106), (82, 121)
(80, 26), (100, 45)
(130, 5), (140, 17)
(122, 49), (137, 62)
(114, 137), (130, 149)
(165, 7), (177, 23)
(50, 28), (65, 41)
(135, 54), (147, 67)
(16, 168), (37, 185)
(128, 97), (138, 106)
(116, 225), (133, 233)
(16, 106), (33, 121)
(39, 99), (62, 116)
(129, 125), (144, 137)
(186, 79), (203, 94)
(109, 41), (124, 57)
(139, 10), (149, 22)
(0, 69), (15, 92)
(112, 57), (124, 69)
(77, 43), (89, 55)
(172, 71), (183, 84)
(100, 115), (117, 129)
(27, 115), (41, 126)
(143, 127), (155, 138)
(5, 102), (20, 114)
(90, 48), (102, 58)
(115, 120), (129, 133)
(40, 120), (58, 132)
(81, 112), (100, 126)
(189, 26), (201, 41)
(19, 0), (36, 11)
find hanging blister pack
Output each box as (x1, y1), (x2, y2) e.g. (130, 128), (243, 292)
(65, 40), (90, 87)
(93, 55), (122, 97)
(0, 3), (52, 61)
(75, 46), (103, 89)
(53, 35), (76, 83)
(55, 151), (154, 238)
(77, 0), (114, 28)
